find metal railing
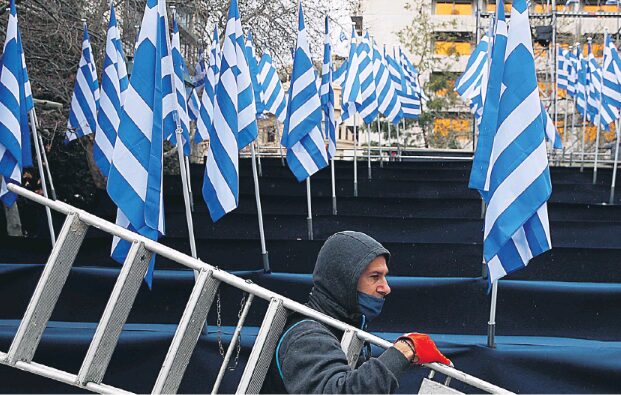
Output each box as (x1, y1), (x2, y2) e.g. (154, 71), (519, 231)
(2, 183), (513, 394)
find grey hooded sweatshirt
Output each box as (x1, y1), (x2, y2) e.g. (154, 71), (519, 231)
(260, 231), (411, 394)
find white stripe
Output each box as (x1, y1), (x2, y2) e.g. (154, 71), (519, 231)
(205, 145), (237, 212)
(487, 255), (507, 282)
(123, 86), (153, 140)
(484, 141), (548, 238)
(112, 139), (148, 200)
(511, 227), (533, 264)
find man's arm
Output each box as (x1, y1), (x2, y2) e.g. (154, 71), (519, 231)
(278, 321), (411, 394)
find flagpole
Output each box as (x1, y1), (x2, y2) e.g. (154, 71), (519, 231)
(306, 177), (313, 240)
(593, 32), (606, 184)
(250, 143), (270, 271)
(255, 140), (263, 177)
(184, 155), (194, 211)
(367, 123), (372, 180)
(377, 117), (383, 168)
(33, 111), (57, 200)
(610, 119), (620, 204)
(398, 119), (403, 161)
(325, 114), (337, 215)
(487, 279), (498, 348)
(387, 120), (393, 160)
(29, 109), (56, 246)
(274, 118), (284, 166)
(353, 111), (359, 197)
(580, 39), (590, 173)
(169, 6), (197, 259)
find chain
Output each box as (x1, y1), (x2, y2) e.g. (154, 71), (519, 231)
(215, 289), (248, 371)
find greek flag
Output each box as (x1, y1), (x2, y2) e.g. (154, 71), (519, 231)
(340, 26), (362, 123)
(107, 0), (175, 287)
(575, 50), (590, 118)
(194, 48), (206, 89)
(66, 23), (100, 142)
(168, 15), (191, 155)
(258, 50), (287, 122)
(202, 0), (241, 221)
(320, 16), (337, 158)
(333, 60), (348, 87)
(195, 26), (220, 144)
(399, 48), (422, 118)
(586, 42), (618, 130)
(541, 103), (563, 149)
(187, 87), (200, 121)
(371, 39), (403, 124)
(282, 3), (328, 182)
(566, 46), (579, 98)
(245, 30), (265, 117)
(0, 0), (33, 207)
(470, 0), (552, 283)
(386, 49), (419, 119)
(557, 47), (570, 91)
(455, 34), (491, 107)
(356, 32), (379, 125)
(94, 3), (129, 177)
(603, 34), (621, 114)
(235, 13), (258, 149)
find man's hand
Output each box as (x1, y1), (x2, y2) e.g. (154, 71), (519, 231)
(397, 333), (451, 366)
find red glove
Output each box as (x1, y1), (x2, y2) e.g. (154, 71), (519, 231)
(397, 332), (452, 366)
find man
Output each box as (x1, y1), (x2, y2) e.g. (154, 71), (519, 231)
(261, 231), (451, 393)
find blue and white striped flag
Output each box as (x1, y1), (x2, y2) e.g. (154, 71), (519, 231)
(282, 3), (328, 182)
(0, 0), (33, 207)
(66, 23), (99, 142)
(333, 60), (348, 87)
(603, 33), (621, 114)
(340, 26), (362, 124)
(399, 48), (422, 117)
(107, 0), (175, 287)
(386, 48), (419, 119)
(235, 13), (258, 149)
(470, 0), (552, 283)
(187, 87), (200, 121)
(245, 30), (265, 117)
(320, 16), (337, 159)
(356, 32), (379, 124)
(575, 49), (590, 119)
(566, 46), (579, 98)
(371, 39), (403, 124)
(586, 42), (618, 130)
(202, 0), (241, 221)
(455, 34), (491, 105)
(94, 3), (129, 177)
(195, 26), (220, 144)
(557, 47), (570, 91)
(194, 48), (206, 89)
(168, 15), (191, 155)
(258, 50), (287, 122)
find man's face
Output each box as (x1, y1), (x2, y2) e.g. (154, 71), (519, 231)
(357, 256), (391, 298)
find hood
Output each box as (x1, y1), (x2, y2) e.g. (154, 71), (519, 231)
(307, 231), (391, 326)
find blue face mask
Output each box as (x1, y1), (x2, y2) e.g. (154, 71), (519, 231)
(358, 292), (385, 322)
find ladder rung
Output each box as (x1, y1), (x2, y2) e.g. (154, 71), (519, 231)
(152, 270), (220, 394)
(7, 213), (88, 365)
(236, 298), (288, 394)
(78, 241), (153, 385)
(340, 328), (364, 368)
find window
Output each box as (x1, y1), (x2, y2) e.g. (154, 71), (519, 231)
(434, 0), (474, 15)
(433, 32), (473, 56)
(429, 72), (460, 96)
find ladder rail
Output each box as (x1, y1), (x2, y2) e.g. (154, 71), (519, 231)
(6, 183), (512, 395)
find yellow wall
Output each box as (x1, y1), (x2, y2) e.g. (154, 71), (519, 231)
(433, 118), (471, 136)
(486, 2), (512, 12)
(434, 41), (472, 56)
(583, 5), (618, 12)
(435, 2), (473, 15)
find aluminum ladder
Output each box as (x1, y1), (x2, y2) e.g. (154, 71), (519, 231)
(1, 184), (513, 394)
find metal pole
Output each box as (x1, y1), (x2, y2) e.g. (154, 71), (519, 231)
(580, 96), (588, 172)
(487, 280), (498, 348)
(274, 118), (284, 166)
(367, 123), (372, 180)
(250, 143), (269, 272)
(353, 112), (358, 197)
(593, 32), (606, 184)
(377, 117), (383, 168)
(29, 110), (56, 246)
(306, 177), (313, 240)
(563, 92), (570, 149)
(169, 7), (197, 259)
(570, 95), (577, 160)
(331, 158), (337, 215)
(552, 0), (558, 128)
(255, 140), (263, 177)
(36, 127), (57, 201)
(398, 119), (403, 161)
(610, 119), (620, 204)
(184, 155), (194, 211)
(387, 120), (393, 160)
